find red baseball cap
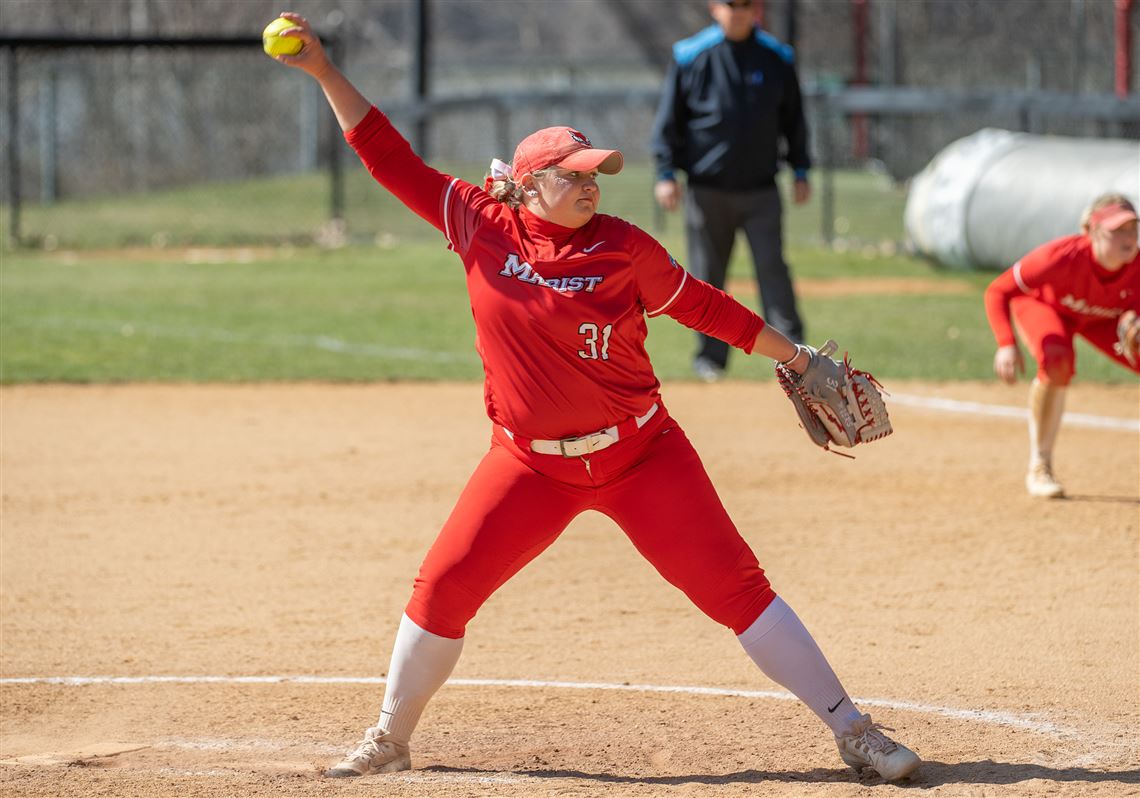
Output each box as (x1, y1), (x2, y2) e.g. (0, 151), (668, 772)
(511, 126), (623, 178)
(1089, 202), (1138, 231)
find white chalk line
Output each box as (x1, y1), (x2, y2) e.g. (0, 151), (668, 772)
(890, 392), (1139, 431)
(17, 317), (1140, 430)
(0, 675), (1075, 738)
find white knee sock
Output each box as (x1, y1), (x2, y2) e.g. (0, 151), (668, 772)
(1028, 379), (1066, 467)
(377, 614), (464, 745)
(737, 596), (863, 736)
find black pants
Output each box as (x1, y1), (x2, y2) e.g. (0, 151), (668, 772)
(684, 183), (804, 369)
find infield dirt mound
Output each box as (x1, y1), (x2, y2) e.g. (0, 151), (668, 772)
(2, 381), (1137, 797)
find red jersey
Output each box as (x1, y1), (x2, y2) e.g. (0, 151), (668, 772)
(346, 107), (765, 439)
(984, 234), (1140, 347)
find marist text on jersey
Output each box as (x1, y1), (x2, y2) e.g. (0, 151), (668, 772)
(1060, 293), (1129, 319)
(499, 253), (606, 294)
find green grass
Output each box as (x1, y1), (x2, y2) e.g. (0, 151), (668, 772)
(1, 239), (1131, 384)
(1, 170), (1131, 384)
(4, 175), (331, 250)
(1, 246), (480, 382)
(3, 165), (907, 251)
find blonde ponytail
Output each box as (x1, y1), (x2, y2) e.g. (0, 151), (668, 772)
(486, 175), (528, 209)
(484, 168), (550, 209)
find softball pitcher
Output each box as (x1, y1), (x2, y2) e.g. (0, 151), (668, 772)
(268, 13), (920, 782)
(985, 194), (1140, 498)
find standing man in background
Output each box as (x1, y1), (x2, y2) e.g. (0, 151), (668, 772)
(652, 0), (811, 382)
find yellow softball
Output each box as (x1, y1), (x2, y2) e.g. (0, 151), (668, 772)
(262, 17), (303, 57)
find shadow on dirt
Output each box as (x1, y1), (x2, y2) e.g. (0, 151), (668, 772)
(1062, 494), (1140, 505)
(427, 760), (1140, 787)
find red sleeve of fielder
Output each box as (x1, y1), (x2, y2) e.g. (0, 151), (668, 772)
(983, 267), (1020, 347)
(343, 106), (454, 234)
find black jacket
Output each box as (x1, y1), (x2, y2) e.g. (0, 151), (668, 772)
(651, 25), (811, 190)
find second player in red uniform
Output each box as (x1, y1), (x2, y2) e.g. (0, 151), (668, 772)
(985, 194), (1140, 498)
(269, 13), (921, 783)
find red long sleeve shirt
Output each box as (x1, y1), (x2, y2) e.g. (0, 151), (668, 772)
(984, 234), (1140, 347)
(345, 107), (765, 439)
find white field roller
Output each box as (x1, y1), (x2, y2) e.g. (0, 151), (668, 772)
(904, 129), (1140, 270)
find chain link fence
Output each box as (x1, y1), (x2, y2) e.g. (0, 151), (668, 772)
(2, 0), (1137, 250)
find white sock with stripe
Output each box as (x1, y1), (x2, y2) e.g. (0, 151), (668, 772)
(377, 614), (464, 744)
(737, 596), (864, 736)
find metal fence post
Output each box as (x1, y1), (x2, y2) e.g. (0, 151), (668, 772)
(326, 28), (345, 226)
(819, 91), (835, 247)
(39, 68), (58, 205)
(6, 47), (19, 247)
(299, 77), (319, 173)
(494, 100), (510, 159)
(411, 0), (430, 158)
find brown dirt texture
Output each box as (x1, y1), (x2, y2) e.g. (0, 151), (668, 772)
(2, 381), (1138, 797)
(727, 276), (974, 297)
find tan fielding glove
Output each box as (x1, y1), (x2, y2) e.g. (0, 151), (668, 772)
(1115, 309), (1139, 367)
(775, 340), (892, 455)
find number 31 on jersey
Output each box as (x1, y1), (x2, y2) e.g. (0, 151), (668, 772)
(578, 322), (612, 360)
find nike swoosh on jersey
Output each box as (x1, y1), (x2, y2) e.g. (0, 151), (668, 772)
(582, 241), (606, 254)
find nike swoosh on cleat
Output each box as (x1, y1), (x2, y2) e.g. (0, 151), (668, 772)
(827, 698), (845, 713)
(582, 241), (606, 253)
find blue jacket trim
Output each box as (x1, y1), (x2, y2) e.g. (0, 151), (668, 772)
(673, 25), (725, 67)
(754, 29), (795, 64)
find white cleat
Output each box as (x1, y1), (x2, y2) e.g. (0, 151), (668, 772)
(692, 357), (725, 383)
(324, 726), (411, 777)
(1025, 462), (1065, 499)
(835, 714), (921, 782)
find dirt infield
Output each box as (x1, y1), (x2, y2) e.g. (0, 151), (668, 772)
(2, 381), (1137, 797)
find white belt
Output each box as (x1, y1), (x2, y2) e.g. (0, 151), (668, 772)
(504, 403), (659, 458)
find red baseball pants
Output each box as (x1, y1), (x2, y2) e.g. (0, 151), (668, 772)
(1012, 296), (1140, 385)
(404, 411), (776, 639)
